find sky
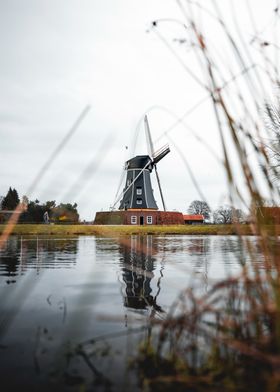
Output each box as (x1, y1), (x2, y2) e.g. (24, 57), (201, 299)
(0, 0), (278, 220)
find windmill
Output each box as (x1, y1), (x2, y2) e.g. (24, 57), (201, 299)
(94, 115), (184, 225)
(118, 115), (170, 211)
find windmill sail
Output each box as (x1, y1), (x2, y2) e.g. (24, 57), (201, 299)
(144, 115), (154, 157)
(153, 144), (170, 164)
(144, 115), (170, 211)
(118, 115), (170, 211)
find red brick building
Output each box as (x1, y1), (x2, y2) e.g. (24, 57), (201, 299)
(94, 210), (185, 225)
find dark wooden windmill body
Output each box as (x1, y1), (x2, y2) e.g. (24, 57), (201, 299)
(119, 146), (170, 210)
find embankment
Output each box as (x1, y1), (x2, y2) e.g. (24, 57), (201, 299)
(0, 224), (258, 236)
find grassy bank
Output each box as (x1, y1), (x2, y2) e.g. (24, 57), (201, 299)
(0, 223), (259, 236)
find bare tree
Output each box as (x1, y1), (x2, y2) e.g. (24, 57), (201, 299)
(188, 200), (211, 220)
(213, 206), (233, 224)
(232, 208), (246, 224)
(213, 206), (245, 224)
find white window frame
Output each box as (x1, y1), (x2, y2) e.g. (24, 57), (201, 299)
(136, 187), (142, 195)
(147, 216), (153, 224)
(131, 216), (137, 224)
(136, 198), (142, 205)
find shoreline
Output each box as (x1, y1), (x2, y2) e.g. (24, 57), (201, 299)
(0, 224), (258, 236)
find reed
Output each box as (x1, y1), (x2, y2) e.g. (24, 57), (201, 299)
(132, 1), (280, 390)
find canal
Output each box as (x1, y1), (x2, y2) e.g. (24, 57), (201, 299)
(0, 235), (261, 390)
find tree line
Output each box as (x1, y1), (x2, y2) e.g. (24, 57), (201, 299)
(187, 200), (246, 224)
(0, 187), (79, 223)
(185, 97), (280, 224)
(0, 188), (247, 225)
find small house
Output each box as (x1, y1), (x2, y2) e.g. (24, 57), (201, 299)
(183, 214), (204, 225)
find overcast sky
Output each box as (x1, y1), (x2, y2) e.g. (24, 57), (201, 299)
(0, 0), (278, 220)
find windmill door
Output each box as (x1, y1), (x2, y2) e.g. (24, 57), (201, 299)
(140, 216), (144, 225)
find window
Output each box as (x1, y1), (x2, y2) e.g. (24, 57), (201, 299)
(131, 216), (137, 224)
(136, 198), (142, 205)
(136, 187), (142, 195)
(147, 216), (153, 224)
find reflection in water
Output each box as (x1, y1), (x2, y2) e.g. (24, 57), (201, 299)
(119, 235), (163, 312)
(0, 235), (263, 391)
(0, 237), (78, 282)
(0, 237), (18, 282)
(188, 237), (210, 292)
(187, 237), (210, 255)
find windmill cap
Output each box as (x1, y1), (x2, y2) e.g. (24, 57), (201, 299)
(126, 155), (152, 169)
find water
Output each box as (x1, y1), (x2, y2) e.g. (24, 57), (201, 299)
(0, 235), (261, 391)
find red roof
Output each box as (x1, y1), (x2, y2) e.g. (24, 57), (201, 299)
(183, 214), (204, 221)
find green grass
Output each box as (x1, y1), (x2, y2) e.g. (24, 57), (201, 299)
(0, 223), (255, 236)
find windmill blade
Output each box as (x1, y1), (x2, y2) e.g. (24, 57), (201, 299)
(153, 144), (170, 164)
(154, 166), (167, 211)
(112, 166), (126, 210)
(144, 115), (168, 211)
(144, 115), (155, 158)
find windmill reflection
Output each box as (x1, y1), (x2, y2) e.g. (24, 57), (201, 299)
(0, 237), (78, 282)
(120, 235), (163, 312)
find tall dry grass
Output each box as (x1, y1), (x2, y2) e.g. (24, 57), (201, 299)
(132, 1), (280, 390)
